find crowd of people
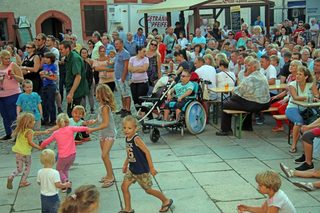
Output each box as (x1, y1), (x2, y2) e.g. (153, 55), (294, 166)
(1, 16), (320, 212)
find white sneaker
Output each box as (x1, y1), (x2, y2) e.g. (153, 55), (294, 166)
(280, 163), (294, 178)
(292, 182), (315, 191)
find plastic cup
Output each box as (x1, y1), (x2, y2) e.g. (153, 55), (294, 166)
(275, 79), (281, 87)
(224, 83), (229, 90)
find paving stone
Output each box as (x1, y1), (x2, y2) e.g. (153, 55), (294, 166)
(212, 145), (254, 160)
(171, 145), (213, 157)
(163, 187), (220, 213)
(0, 206), (12, 213)
(155, 171), (199, 190)
(246, 144), (292, 160)
(194, 170), (264, 201)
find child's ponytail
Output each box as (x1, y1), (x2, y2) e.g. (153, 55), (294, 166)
(56, 113), (69, 128)
(59, 185), (99, 213)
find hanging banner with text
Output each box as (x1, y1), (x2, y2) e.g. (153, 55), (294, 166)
(231, 6), (241, 32)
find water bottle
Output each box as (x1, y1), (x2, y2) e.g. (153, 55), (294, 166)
(307, 89), (313, 103)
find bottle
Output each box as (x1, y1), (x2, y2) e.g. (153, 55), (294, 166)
(307, 89), (313, 103)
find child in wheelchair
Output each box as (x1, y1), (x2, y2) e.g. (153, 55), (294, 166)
(163, 70), (194, 121)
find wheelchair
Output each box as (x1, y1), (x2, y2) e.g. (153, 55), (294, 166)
(139, 73), (207, 143)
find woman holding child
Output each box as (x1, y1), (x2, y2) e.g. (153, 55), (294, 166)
(92, 45), (115, 92)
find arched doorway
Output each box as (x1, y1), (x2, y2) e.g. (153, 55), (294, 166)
(35, 10), (72, 39)
(41, 18), (62, 38)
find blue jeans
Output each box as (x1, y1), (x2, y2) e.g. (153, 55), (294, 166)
(285, 107), (304, 125)
(41, 194), (60, 213)
(41, 85), (56, 123)
(0, 93), (19, 135)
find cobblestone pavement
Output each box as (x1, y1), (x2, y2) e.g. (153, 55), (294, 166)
(1, 95), (320, 213)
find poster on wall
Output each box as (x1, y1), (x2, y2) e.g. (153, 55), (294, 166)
(231, 6), (241, 32)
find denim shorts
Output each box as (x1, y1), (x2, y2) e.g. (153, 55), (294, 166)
(285, 107), (304, 125)
(41, 194), (60, 213)
(116, 79), (131, 97)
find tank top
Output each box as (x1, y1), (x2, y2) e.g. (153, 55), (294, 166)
(22, 54), (41, 93)
(12, 129), (34, 155)
(0, 62), (21, 97)
(97, 105), (117, 138)
(126, 134), (149, 174)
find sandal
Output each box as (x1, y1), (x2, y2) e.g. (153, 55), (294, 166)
(118, 209), (135, 213)
(289, 147), (297, 153)
(19, 181), (31, 188)
(159, 199), (173, 212)
(7, 177), (13, 189)
(101, 179), (114, 188)
(99, 177), (106, 183)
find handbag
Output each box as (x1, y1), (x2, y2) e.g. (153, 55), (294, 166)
(296, 82), (319, 124)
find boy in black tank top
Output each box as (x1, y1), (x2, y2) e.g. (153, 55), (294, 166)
(119, 116), (173, 213)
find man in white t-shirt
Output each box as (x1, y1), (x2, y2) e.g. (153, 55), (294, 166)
(260, 55), (277, 87)
(194, 56), (217, 100)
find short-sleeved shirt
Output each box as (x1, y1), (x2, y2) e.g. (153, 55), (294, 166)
(129, 56), (149, 82)
(134, 34), (146, 47)
(173, 81), (194, 98)
(164, 34), (176, 51)
(42, 63), (57, 87)
(192, 36), (206, 45)
(65, 50), (89, 99)
(114, 49), (130, 80)
(234, 70), (270, 104)
(267, 190), (296, 213)
(37, 168), (61, 196)
(91, 41), (104, 60)
(16, 92), (42, 121)
(124, 40), (138, 57)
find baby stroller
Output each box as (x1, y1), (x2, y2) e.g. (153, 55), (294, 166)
(139, 73), (207, 143)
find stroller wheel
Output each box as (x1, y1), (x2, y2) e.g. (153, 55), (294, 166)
(150, 128), (160, 143)
(142, 125), (150, 133)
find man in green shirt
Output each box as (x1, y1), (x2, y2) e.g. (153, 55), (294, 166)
(59, 40), (88, 116)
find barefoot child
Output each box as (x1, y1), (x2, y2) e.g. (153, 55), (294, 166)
(88, 84), (117, 188)
(40, 113), (89, 190)
(237, 170), (296, 213)
(119, 115), (173, 213)
(7, 113), (44, 189)
(37, 149), (71, 213)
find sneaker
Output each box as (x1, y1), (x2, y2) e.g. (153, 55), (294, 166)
(81, 137), (91, 142)
(66, 187), (72, 194)
(121, 110), (132, 118)
(295, 154), (305, 164)
(216, 130), (233, 136)
(256, 118), (264, 125)
(295, 162), (314, 171)
(58, 107), (63, 114)
(0, 135), (12, 140)
(116, 109), (126, 115)
(292, 182), (315, 191)
(280, 163), (294, 178)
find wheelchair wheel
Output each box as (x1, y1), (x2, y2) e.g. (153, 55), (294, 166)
(150, 128), (160, 143)
(185, 101), (207, 134)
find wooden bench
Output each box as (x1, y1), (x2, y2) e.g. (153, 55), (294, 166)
(222, 107), (280, 139)
(261, 107), (278, 113)
(206, 100), (220, 124)
(223, 109), (249, 139)
(273, 114), (292, 145)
